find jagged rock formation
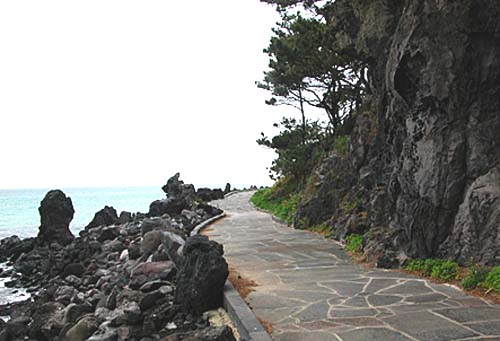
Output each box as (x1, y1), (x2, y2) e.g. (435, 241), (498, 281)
(296, 0), (500, 266)
(85, 206), (119, 229)
(37, 190), (75, 246)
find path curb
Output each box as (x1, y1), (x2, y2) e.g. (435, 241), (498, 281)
(223, 281), (272, 341)
(189, 213), (226, 237)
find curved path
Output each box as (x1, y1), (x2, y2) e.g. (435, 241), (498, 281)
(207, 192), (500, 341)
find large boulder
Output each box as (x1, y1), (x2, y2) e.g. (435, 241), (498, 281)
(196, 188), (224, 202)
(148, 198), (188, 217)
(38, 190), (75, 246)
(86, 206), (118, 229)
(175, 235), (228, 315)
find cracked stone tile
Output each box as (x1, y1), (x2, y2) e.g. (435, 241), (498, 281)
(364, 278), (401, 293)
(404, 293), (448, 304)
(389, 302), (451, 314)
(380, 280), (434, 296)
(272, 331), (338, 341)
(297, 319), (341, 331)
(272, 290), (340, 303)
(330, 308), (379, 318)
(383, 311), (479, 340)
(329, 317), (386, 327)
(247, 292), (304, 309)
(463, 320), (500, 336)
(253, 306), (304, 323)
(292, 301), (331, 322)
(367, 295), (404, 307)
(433, 307), (500, 323)
(320, 281), (366, 297)
(337, 327), (414, 341)
(342, 295), (371, 308)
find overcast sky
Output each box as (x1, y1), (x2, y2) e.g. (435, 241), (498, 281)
(0, 0), (291, 190)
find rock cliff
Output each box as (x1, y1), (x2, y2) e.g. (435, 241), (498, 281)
(296, 0), (500, 266)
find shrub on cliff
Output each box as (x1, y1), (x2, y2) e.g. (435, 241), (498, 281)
(251, 180), (300, 225)
(483, 267), (500, 292)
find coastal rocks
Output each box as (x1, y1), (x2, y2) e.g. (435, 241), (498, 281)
(175, 235), (228, 315)
(224, 183), (231, 194)
(37, 190), (75, 246)
(86, 206), (119, 229)
(196, 188), (224, 202)
(65, 316), (99, 341)
(0, 176), (233, 340)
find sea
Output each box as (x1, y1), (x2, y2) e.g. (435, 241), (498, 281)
(0, 186), (165, 239)
(0, 186), (165, 307)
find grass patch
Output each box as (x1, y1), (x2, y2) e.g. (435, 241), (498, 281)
(483, 267), (500, 292)
(462, 265), (489, 290)
(251, 185), (300, 225)
(342, 197), (363, 215)
(405, 258), (459, 280)
(345, 234), (363, 253)
(309, 224), (332, 238)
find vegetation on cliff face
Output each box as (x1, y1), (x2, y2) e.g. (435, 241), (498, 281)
(257, 0), (500, 268)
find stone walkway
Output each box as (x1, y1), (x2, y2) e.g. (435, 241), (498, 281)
(206, 192), (500, 341)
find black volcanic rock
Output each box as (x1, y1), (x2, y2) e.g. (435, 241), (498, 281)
(196, 188), (224, 202)
(86, 206), (119, 229)
(37, 190), (75, 246)
(175, 235), (228, 315)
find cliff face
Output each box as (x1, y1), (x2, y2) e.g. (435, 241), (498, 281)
(296, 0), (500, 266)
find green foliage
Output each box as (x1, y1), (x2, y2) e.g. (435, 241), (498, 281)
(257, 118), (325, 184)
(405, 258), (459, 280)
(462, 266), (489, 290)
(309, 224), (331, 235)
(332, 135), (349, 155)
(345, 234), (363, 253)
(342, 197), (363, 215)
(251, 183), (300, 225)
(405, 259), (426, 272)
(431, 261), (459, 281)
(257, 13), (367, 129)
(483, 267), (500, 292)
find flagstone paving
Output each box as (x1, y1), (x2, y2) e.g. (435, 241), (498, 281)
(206, 192), (500, 341)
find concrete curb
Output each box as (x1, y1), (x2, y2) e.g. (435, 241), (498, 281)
(189, 213), (226, 237)
(223, 281), (272, 341)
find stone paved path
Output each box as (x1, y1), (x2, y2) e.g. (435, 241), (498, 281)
(206, 192), (500, 341)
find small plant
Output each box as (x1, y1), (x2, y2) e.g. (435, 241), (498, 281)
(483, 266), (500, 292)
(462, 265), (489, 290)
(423, 259), (441, 276)
(342, 197), (363, 215)
(405, 258), (459, 280)
(309, 224), (330, 234)
(345, 234), (363, 253)
(332, 135), (349, 155)
(405, 259), (426, 272)
(430, 260), (459, 281)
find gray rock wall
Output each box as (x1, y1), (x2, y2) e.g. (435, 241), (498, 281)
(297, 0), (500, 266)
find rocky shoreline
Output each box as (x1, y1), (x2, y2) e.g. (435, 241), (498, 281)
(0, 174), (236, 341)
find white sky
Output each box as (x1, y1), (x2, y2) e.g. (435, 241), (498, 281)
(0, 0), (292, 190)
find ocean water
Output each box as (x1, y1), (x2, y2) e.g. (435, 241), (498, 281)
(0, 186), (165, 239)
